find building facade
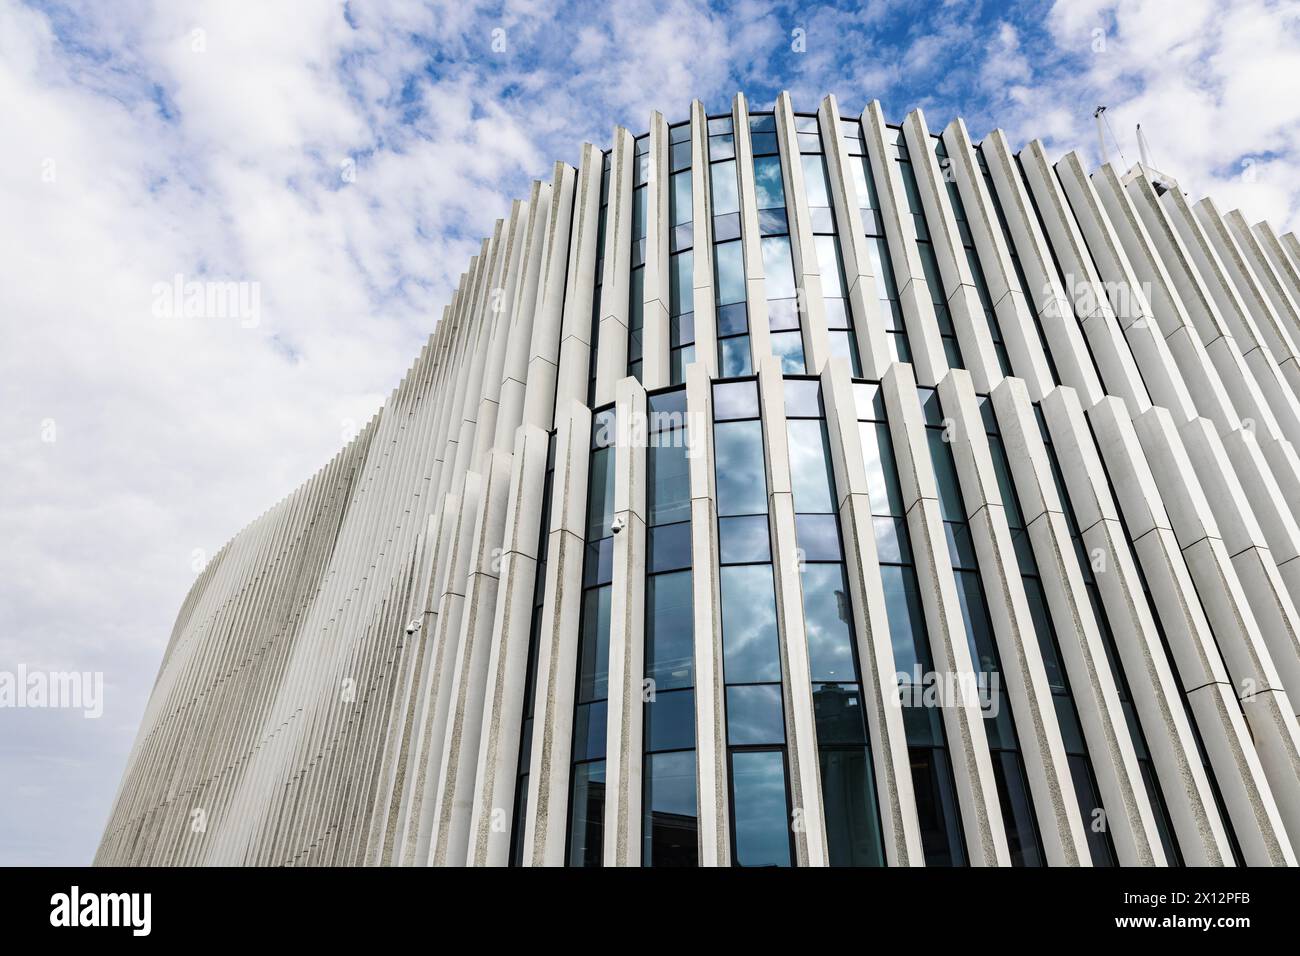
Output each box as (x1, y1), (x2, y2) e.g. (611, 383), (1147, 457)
(96, 92), (1300, 867)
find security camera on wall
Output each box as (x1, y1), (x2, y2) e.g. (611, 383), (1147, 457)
(610, 515), (625, 535)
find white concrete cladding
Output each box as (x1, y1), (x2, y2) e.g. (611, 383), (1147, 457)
(97, 93), (1300, 868)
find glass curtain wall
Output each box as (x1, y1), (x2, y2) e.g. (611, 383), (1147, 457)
(841, 121), (912, 364)
(795, 115), (861, 375)
(784, 377), (883, 864)
(919, 385), (1044, 865)
(712, 378), (795, 866)
(979, 396), (1116, 865)
(749, 112), (805, 373)
(933, 138), (1012, 377)
(890, 128), (964, 368)
(508, 433), (558, 865)
(643, 386), (699, 865)
(709, 116), (751, 376)
(669, 123), (696, 383)
(854, 380), (967, 865)
(566, 407), (618, 865)
(628, 135), (649, 382)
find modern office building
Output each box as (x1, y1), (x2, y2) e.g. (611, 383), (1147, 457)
(96, 92), (1300, 867)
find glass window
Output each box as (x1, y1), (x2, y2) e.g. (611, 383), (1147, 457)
(646, 571), (694, 690)
(813, 684), (867, 745)
(761, 236), (798, 300)
(572, 700), (608, 762)
(795, 513), (841, 561)
(567, 762), (606, 867)
(819, 748), (885, 866)
(713, 420), (767, 516)
(671, 170), (692, 226)
(770, 331), (806, 373)
(648, 522), (692, 573)
(879, 564), (925, 676)
(872, 515), (911, 564)
(712, 380), (759, 420)
(816, 235), (845, 297)
(783, 378), (822, 417)
(719, 565), (781, 683)
(582, 537), (614, 587)
(801, 153), (830, 208)
(711, 161), (739, 216)
(648, 440), (690, 525)
(726, 683), (786, 745)
(768, 296), (800, 331)
(646, 687), (696, 752)
(910, 750), (967, 866)
(991, 752), (1044, 867)
(730, 751), (792, 867)
(669, 250), (693, 314)
(576, 586), (612, 701)
(719, 514), (771, 564)
(800, 563), (855, 682)
(753, 155), (785, 210)
(786, 418), (835, 514)
(717, 301), (749, 336)
(644, 751), (698, 867)
(720, 336), (752, 377)
(714, 240), (745, 306)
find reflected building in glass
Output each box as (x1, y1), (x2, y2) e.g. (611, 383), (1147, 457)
(99, 92), (1300, 868)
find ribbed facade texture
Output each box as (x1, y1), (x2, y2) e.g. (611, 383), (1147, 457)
(97, 92), (1300, 867)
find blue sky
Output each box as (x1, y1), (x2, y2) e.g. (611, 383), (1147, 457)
(2, 0), (1299, 866)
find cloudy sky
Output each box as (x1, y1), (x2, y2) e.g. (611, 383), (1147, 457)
(2, 0), (1298, 866)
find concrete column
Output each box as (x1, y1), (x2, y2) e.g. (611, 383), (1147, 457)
(1132, 406), (1300, 848)
(1018, 142), (1151, 418)
(686, 361), (728, 865)
(1224, 207), (1300, 350)
(1178, 418), (1300, 703)
(992, 376), (1165, 865)
(1088, 396), (1296, 865)
(1282, 231), (1300, 278)
(1219, 426), (1300, 609)
(1087, 162), (1238, 431)
(817, 96), (892, 380)
(1120, 169), (1287, 442)
(642, 112), (672, 390)
(775, 91), (831, 373)
(522, 399), (592, 865)
(496, 177), (554, 447)
(879, 362), (1009, 865)
(732, 92), (774, 366)
(979, 130), (1104, 407)
(1041, 385), (1234, 865)
(820, 357), (925, 864)
(1161, 186), (1300, 404)
(595, 128), (635, 406)
(758, 355), (829, 866)
(689, 100), (719, 379)
(1054, 152), (1198, 424)
(555, 145), (604, 411)
(941, 118), (1056, 401)
(1252, 219), (1300, 326)
(937, 368), (1091, 866)
(903, 109), (1001, 392)
(428, 446), (515, 864)
(403, 471), (483, 863)
(603, 376), (648, 865)
(466, 424), (550, 866)
(860, 102), (948, 387)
